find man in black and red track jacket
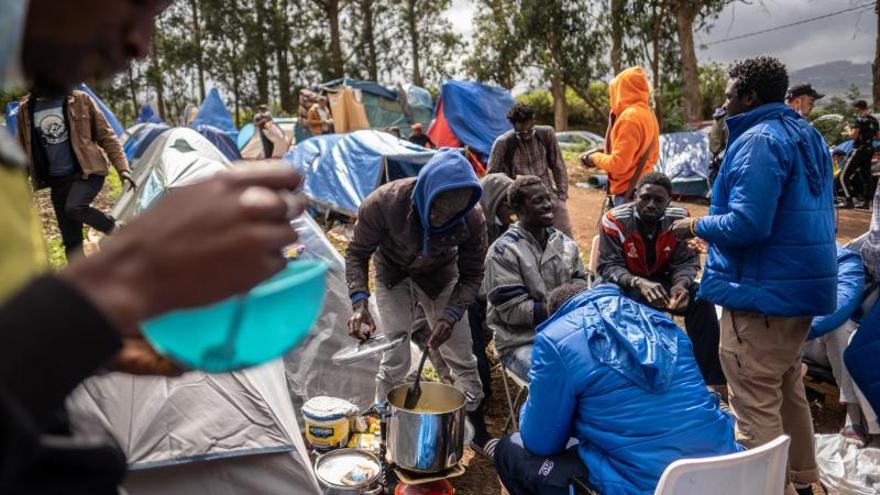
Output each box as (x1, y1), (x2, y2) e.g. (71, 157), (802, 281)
(597, 172), (725, 386)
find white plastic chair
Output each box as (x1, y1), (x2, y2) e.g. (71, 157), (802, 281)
(653, 435), (790, 495)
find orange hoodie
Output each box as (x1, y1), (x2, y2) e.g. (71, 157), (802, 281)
(591, 67), (660, 196)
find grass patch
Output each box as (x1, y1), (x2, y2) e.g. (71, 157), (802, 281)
(105, 169), (122, 201)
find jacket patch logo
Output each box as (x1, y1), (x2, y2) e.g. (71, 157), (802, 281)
(538, 459), (554, 477)
(626, 243), (639, 259)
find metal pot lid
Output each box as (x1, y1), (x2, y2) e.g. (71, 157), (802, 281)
(332, 334), (406, 364)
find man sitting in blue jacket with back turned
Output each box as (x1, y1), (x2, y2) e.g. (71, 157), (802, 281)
(494, 283), (739, 495)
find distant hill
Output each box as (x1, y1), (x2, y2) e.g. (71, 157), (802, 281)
(790, 60), (872, 103)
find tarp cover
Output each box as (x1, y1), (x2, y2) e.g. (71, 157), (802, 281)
(283, 213), (382, 413)
(320, 78), (398, 101)
(112, 127), (231, 220)
(192, 123), (242, 161)
(3, 83), (123, 137)
(192, 88), (237, 140)
(136, 105), (163, 124)
(656, 130), (711, 197)
(815, 433), (880, 495)
(283, 129), (436, 216)
(123, 123), (170, 163)
(429, 81), (514, 161)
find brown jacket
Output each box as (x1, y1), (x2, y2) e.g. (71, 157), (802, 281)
(17, 90), (129, 189)
(345, 178), (488, 320)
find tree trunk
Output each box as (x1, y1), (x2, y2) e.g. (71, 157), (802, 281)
(127, 64), (139, 118)
(550, 76), (568, 131)
(150, 31), (166, 121)
(254, 0), (271, 103)
(651, 3), (662, 129)
(610, 0), (625, 74)
(273, 0), (294, 112)
(674, 1), (701, 123)
(189, 0), (206, 102)
(405, 0), (422, 86)
(874, 0), (880, 111)
(361, 0), (379, 81)
(327, 0), (345, 78)
(231, 41), (241, 128)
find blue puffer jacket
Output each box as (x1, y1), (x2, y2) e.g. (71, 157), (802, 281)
(809, 246), (865, 340)
(845, 299), (880, 415)
(696, 103), (837, 317)
(519, 285), (739, 495)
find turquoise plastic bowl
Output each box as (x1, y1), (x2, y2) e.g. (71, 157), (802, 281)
(142, 260), (328, 372)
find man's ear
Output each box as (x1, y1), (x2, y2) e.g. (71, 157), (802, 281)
(744, 89), (760, 109)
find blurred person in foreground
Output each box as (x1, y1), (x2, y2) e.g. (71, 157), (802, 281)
(580, 67), (659, 208)
(493, 283), (739, 495)
(408, 122), (436, 149)
(0, 0), (307, 492)
(671, 56), (836, 495)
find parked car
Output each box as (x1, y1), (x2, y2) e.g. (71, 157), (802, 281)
(555, 130), (605, 151)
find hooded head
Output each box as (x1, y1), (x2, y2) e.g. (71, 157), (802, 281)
(412, 148), (483, 254)
(608, 67), (651, 116)
(480, 173), (515, 224)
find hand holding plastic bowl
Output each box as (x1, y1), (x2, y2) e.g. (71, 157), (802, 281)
(141, 188), (328, 373)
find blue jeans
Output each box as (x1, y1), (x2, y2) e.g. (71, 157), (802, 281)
(500, 344), (533, 383)
(495, 433), (591, 495)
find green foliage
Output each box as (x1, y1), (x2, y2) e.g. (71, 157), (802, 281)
(698, 62), (728, 119)
(46, 236), (66, 270)
(517, 84), (608, 132)
(105, 169), (123, 201)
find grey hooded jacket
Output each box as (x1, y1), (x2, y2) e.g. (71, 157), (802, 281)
(483, 223), (586, 355)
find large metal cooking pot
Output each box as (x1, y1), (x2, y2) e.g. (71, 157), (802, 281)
(385, 382), (465, 473)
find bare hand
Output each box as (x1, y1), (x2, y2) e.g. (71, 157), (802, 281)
(109, 337), (182, 376)
(668, 283), (690, 311)
(670, 218), (697, 240)
(61, 164), (306, 336)
(348, 300), (376, 342)
(635, 278), (669, 307)
(120, 170), (138, 191)
(687, 238), (708, 254)
(427, 319), (454, 350)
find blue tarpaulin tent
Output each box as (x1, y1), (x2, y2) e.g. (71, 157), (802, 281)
(656, 130), (711, 198)
(283, 129), (436, 216)
(4, 84), (123, 137)
(428, 81), (514, 163)
(136, 105), (163, 125)
(192, 88), (237, 141)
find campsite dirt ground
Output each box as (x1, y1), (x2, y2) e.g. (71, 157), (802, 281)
(32, 164), (872, 494)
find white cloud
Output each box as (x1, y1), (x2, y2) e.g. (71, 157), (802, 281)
(445, 0), (475, 36)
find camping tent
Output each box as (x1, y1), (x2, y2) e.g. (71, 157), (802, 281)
(192, 123), (242, 161)
(427, 80), (515, 168)
(283, 129), (436, 216)
(307, 79), (433, 138)
(113, 127), (231, 220)
(191, 88), (237, 141)
(136, 105), (163, 124)
(69, 130), (321, 494)
(656, 130), (711, 198)
(122, 123), (171, 163)
(3, 83), (123, 138)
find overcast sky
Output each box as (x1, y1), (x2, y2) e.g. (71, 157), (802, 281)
(444, 0), (876, 73)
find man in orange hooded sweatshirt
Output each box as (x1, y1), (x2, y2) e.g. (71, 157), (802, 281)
(582, 67), (660, 206)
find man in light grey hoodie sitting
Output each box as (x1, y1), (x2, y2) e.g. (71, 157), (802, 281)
(483, 175), (586, 381)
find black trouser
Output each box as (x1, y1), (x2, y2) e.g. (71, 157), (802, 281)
(48, 174), (114, 258)
(467, 298), (493, 404)
(625, 281), (726, 386)
(495, 433), (592, 495)
(838, 145), (874, 203)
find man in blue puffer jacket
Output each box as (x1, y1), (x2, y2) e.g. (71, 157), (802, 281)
(494, 283), (739, 495)
(671, 57), (836, 495)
